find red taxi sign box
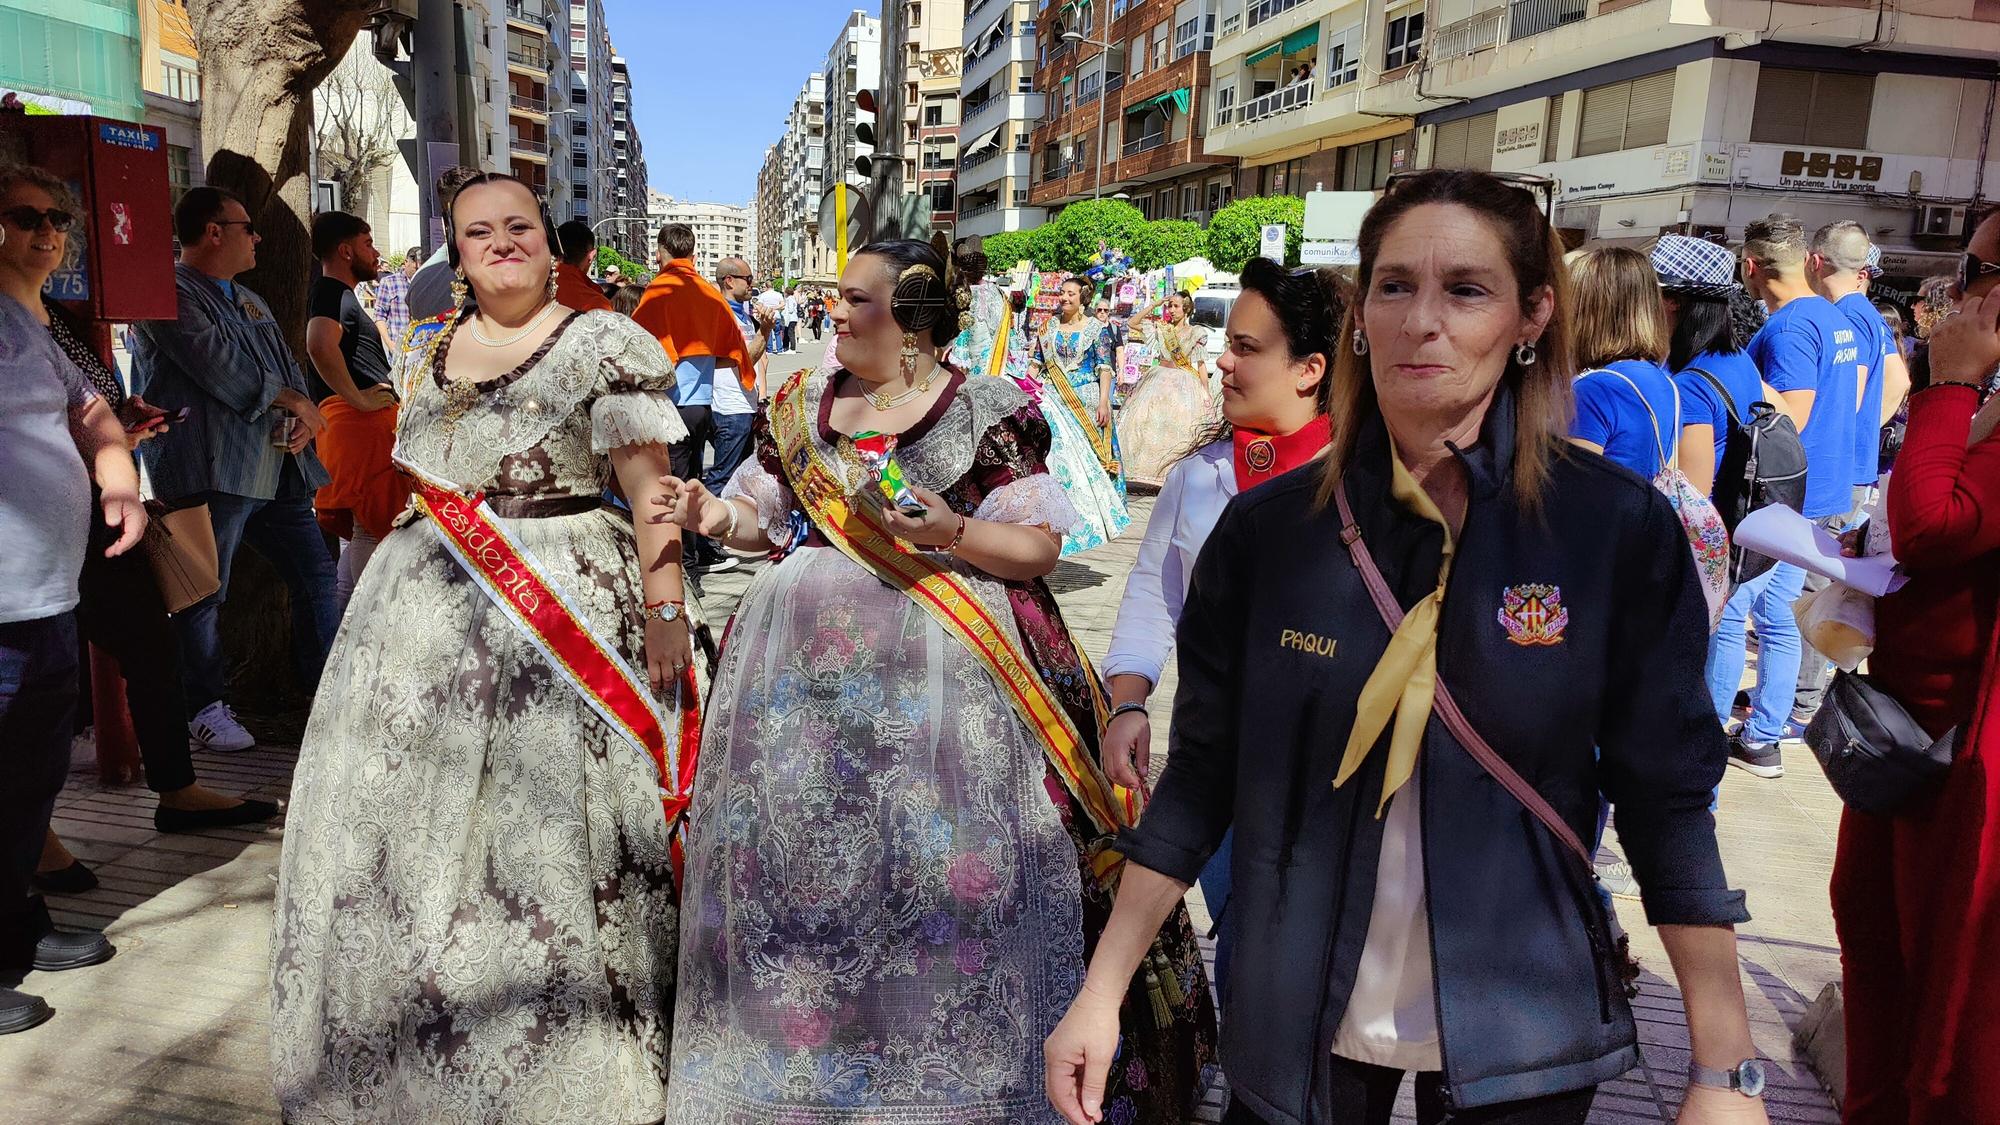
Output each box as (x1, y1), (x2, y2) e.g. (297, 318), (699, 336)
(2, 114), (177, 322)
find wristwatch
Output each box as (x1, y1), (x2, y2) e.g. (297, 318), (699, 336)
(643, 601), (684, 625)
(1689, 1059), (1767, 1098)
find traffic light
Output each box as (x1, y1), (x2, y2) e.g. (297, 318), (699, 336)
(854, 88), (877, 179)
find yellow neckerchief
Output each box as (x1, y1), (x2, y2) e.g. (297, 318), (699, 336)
(1332, 449), (1457, 816)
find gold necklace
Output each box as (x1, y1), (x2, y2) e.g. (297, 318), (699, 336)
(469, 300), (560, 348)
(863, 362), (944, 410)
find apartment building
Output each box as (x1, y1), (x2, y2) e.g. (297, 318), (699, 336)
(825, 11), (885, 198)
(505, 0), (570, 210)
(1398, 0), (2000, 281)
(957, 0), (1049, 235)
(1029, 0), (1235, 223)
(647, 190), (758, 277)
(757, 144), (785, 278)
(139, 0), (205, 206)
(879, 0), (968, 235)
(566, 0), (617, 225)
(607, 53), (651, 258)
(773, 74), (832, 279)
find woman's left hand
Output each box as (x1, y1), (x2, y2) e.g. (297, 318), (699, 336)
(644, 616), (692, 694)
(100, 487), (148, 558)
(1095, 397), (1112, 430)
(1674, 1085), (1768, 1125)
(877, 485), (960, 549)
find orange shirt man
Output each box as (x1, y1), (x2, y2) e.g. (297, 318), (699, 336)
(552, 220), (614, 313)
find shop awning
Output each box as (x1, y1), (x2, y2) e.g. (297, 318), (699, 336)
(1281, 24), (1320, 54)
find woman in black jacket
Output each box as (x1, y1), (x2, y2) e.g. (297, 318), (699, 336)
(1045, 170), (1767, 1125)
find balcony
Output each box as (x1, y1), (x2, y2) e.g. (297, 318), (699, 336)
(1508, 0), (1588, 41)
(508, 47), (549, 70)
(961, 146), (1002, 173)
(965, 92), (1002, 125)
(1429, 6), (1506, 62)
(966, 0), (999, 21)
(1240, 78), (1314, 124)
(960, 197), (1001, 219)
(509, 92), (549, 114)
(1040, 159), (1081, 183)
(1122, 132), (1168, 159)
(511, 137), (551, 159)
(1246, 0), (1307, 30)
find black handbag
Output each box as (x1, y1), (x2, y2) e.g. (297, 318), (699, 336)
(1805, 670), (1959, 816)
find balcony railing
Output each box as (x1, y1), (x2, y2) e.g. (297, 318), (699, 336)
(1430, 6), (1505, 61)
(1122, 132), (1166, 158)
(961, 146), (1003, 172)
(965, 92), (1003, 125)
(510, 137), (550, 154)
(1040, 159), (1080, 183)
(509, 93), (549, 112)
(1240, 79), (1316, 124)
(966, 0), (999, 21)
(1507, 0), (1587, 42)
(1246, 0), (1306, 30)
(506, 0), (551, 24)
(1049, 37), (1075, 62)
(507, 48), (548, 69)
(960, 198), (1001, 219)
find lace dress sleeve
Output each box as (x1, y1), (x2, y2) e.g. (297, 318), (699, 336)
(969, 400), (1079, 534)
(590, 315), (689, 453)
(720, 410), (800, 545)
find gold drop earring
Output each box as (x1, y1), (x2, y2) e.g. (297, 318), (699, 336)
(900, 331), (919, 383)
(450, 268), (469, 308)
(546, 259), (560, 302)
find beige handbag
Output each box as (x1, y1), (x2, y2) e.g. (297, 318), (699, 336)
(140, 503), (221, 614)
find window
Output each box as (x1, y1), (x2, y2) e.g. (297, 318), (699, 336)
(1156, 188), (1172, 215)
(1113, 0), (1130, 15)
(1206, 179), (1224, 212)
(1128, 36), (1146, 76)
(910, 1), (921, 26)
(1015, 128), (1031, 151)
(1014, 187), (1031, 205)
(162, 62), (201, 102)
(1153, 22), (1170, 69)
(1750, 67), (1874, 150)
(1339, 132), (1414, 190)
(1019, 73), (1035, 93)
(1543, 94), (1565, 162)
(1325, 23), (1361, 88)
(1181, 185), (1198, 216)
(1431, 111), (1497, 171)
(1213, 84), (1235, 126)
(1080, 1), (1093, 34)
(924, 104), (945, 126)
(1576, 70), (1674, 157)
(1257, 157), (1305, 195)
(1384, 4), (1424, 70)
(167, 145), (192, 205)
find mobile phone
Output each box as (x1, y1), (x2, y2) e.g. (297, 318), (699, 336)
(126, 407), (190, 434)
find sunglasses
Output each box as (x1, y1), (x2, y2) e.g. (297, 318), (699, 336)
(1958, 251), (2000, 296)
(1383, 170), (1558, 220)
(0, 206), (76, 233)
(215, 219), (258, 238)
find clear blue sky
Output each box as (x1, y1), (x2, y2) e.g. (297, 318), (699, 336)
(605, 0), (867, 205)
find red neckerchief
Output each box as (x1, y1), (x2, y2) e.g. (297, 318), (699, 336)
(1233, 415), (1333, 493)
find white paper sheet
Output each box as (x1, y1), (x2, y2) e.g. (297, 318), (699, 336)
(1731, 505), (1908, 596)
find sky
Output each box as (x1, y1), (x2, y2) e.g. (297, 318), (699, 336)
(604, 0), (870, 205)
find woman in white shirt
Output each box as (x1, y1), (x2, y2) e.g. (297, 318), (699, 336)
(1099, 257), (1345, 992)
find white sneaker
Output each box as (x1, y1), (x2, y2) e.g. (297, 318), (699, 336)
(189, 701), (257, 752)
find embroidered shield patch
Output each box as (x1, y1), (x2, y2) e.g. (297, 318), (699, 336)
(1499, 583), (1568, 646)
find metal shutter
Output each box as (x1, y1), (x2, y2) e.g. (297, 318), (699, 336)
(1543, 94), (1565, 162)
(1750, 66), (1813, 145)
(1808, 71), (1874, 149)
(1576, 80), (1629, 157)
(1624, 70), (1675, 149)
(1434, 118), (1470, 168)
(1464, 111), (1497, 171)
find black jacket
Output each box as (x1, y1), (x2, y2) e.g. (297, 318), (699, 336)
(1118, 390), (1749, 1121)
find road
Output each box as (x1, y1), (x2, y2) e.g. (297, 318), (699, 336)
(1, 334), (1839, 1124)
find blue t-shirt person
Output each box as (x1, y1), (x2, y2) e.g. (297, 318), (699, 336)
(1747, 295), (1858, 518)
(1836, 291), (1891, 487)
(1673, 350), (1765, 486)
(1571, 358), (1680, 478)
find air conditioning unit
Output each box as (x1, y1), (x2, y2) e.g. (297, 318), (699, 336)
(1917, 204), (1966, 238)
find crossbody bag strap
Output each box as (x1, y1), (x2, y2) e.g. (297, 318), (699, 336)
(1590, 367), (1673, 471)
(1333, 481), (1593, 867)
(1686, 367), (1740, 427)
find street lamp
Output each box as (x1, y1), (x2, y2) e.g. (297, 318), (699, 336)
(590, 215), (650, 274)
(1061, 3), (1115, 202)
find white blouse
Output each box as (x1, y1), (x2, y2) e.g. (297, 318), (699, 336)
(1102, 440), (1236, 686)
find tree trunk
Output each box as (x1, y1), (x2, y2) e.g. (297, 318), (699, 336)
(185, 1), (375, 724)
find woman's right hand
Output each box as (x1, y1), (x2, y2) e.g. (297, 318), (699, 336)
(1102, 710), (1151, 795)
(651, 474), (722, 535)
(1044, 987), (1125, 1125)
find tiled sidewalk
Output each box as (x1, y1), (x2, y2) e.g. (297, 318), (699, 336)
(2, 451), (1841, 1125)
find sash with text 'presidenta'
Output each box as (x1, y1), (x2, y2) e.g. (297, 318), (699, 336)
(1038, 325), (1121, 477)
(769, 372), (1136, 885)
(393, 452), (701, 879)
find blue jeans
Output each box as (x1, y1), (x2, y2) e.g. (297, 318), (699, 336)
(174, 466), (339, 715)
(0, 613), (78, 962)
(1197, 830), (1235, 1000)
(1704, 561), (1808, 745)
(704, 410), (755, 498)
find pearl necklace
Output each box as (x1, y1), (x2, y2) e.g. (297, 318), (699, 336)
(863, 363), (945, 410)
(469, 300), (561, 348)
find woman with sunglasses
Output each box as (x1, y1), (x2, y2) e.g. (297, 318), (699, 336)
(271, 172), (697, 1122)
(0, 167), (280, 878)
(1048, 170), (1766, 1125)
(1831, 210), (2000, 1125)
(0, 163), (152, 1034)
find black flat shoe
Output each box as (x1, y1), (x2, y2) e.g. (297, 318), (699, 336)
(0, 988), (52, 1034)
(154, 798), (281, 834)
(30, 861), (97, 896)
(32, 928), (113, 973)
